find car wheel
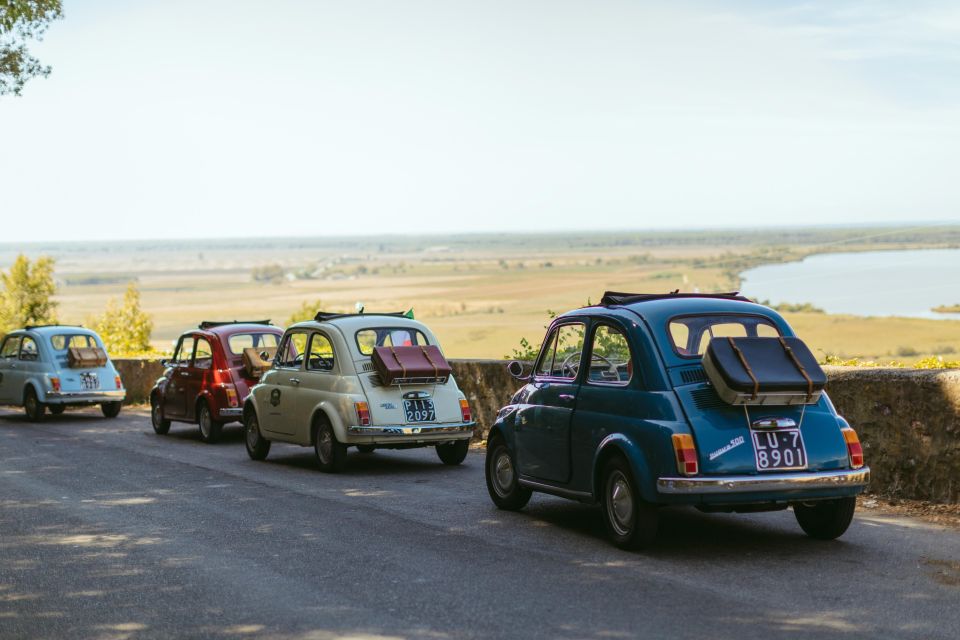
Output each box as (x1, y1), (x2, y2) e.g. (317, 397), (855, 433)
(356, 445), (375, 454)
(244, 410), (271, 461)
(197, 401), (223, 444)
(485, 436), (531, 511)
(49, 405), (66, 416)
(151, 396), (171, 435)
(101, 402), (122, 419)
(794, 497), (857, 540)
(313, 416), (347, 473)
(601, 456), (659, 551)
(436, 439), (469, 465)
(24, 387), (44, 422)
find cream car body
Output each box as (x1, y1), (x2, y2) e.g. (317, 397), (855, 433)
(244, 314), (474, 469)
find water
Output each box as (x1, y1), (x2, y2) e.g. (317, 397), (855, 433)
(739, 249), (960, 319)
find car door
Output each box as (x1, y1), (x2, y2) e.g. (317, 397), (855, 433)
(260, 330), (309, 437)
(0, 335), (22, 404)
(514, 321), (587, 483)
(180, 336), (213, 421)
(290, 331), (339, 442)
(164, 336), (195, 419)
(16, 336), (43, 397)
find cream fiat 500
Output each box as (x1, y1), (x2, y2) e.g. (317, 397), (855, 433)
(242, 312), (475, 472)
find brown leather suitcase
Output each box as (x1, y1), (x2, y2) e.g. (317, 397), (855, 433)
(242, 346), (277, 378)
(371, 345), (452, 385)
(67, 347), (108, 368)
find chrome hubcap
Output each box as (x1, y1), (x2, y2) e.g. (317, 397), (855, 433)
(607, 471), (634, 536)
(246, 418), (259, 448)
(199, 408), (210, 437)
(317, 429), (332, 462)
(493, 450), (514, 497)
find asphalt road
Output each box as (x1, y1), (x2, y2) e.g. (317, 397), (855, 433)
(1, 407), (959, 640)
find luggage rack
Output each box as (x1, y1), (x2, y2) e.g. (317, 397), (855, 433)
(600, 291), (752, 306)
(199, 320), (272, 329)
(369, 373), (450, 387)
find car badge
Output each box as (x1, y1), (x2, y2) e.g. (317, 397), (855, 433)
(270, 389), (282, 407)
(751, 417), (797, 430)
(403, 391), (431, 400)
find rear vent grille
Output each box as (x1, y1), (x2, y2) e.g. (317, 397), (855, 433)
(691, 388), (727, 411)
(361, 362), (375, 372)
(680, 367), (708, 384)
(367, 373), (383, 387)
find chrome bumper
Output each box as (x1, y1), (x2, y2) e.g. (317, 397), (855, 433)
(347, 422), (475, 437)
(657, 468), (870, 495)
(45, 390), (126, 404)
(219, 408), (243, 418)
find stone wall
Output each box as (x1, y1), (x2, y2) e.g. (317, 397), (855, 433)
(114, 358), (960, 503)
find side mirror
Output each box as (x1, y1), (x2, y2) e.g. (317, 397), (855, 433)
(507, 360), (530, 380)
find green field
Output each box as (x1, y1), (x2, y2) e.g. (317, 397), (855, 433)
(3, 226), (960, 363)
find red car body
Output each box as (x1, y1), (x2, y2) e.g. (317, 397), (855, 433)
(150, 321), (283, 442)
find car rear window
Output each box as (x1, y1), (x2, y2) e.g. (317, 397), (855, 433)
(50, 335), (97, 351)
(355, 328), (429, 356)
(668, 315), (780, 357)
(227, 332), (280, 356)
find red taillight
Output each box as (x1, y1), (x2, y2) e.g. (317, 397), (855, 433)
(224, 386), (239, 408)
(459, 399), (472, 423)
(842, 428), (864, 469)
(50, 377), (61, 392)
(672, 433), (698, 476)
(114, 375), (122, 390)
(355, 402), (371, 426)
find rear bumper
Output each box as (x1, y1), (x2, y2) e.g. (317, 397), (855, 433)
(347, 422), (475, 437)
(657, 467), (870, 495)
(44, 390), (126, 404)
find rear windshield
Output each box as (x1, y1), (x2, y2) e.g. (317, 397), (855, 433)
(355, 328), (429, 356)
(227, 333), (280, 356)
(50, 335), (98, 351)
(669, 315), (780, 358)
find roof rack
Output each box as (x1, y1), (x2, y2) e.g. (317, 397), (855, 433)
(24, 324), (84, 331)
(313, 310), (414, 322)
(600, 290), (751, 306)
(198, 320), (272, 330)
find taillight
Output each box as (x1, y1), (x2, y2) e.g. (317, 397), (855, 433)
(355, 402), (371, 426)
(672, 433), (698, 476)
(224, 386), (239, 408)
(842, 428), (864, 469)
(50, 377), (61, 392)
(114, 375), (123, 390)
(459, 399), (472, 423)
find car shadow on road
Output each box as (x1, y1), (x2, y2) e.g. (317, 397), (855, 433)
(260, 447), (473, 477)
(161, 424), (246, 444)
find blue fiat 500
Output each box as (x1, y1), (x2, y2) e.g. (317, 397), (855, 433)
(485, 292), (869, 550)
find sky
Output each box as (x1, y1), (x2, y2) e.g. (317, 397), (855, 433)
(1, 0), (959, 242)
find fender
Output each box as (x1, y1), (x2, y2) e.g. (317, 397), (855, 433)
(593, 433), (658, 504)
(25, 378), (48, 404)
(242, 395), (260, 423)
(308, 401), (347, 447)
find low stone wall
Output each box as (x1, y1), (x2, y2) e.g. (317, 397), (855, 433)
(114, 358), (960, 503)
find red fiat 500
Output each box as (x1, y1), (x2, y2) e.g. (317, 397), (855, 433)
(150, 321), (283, 443)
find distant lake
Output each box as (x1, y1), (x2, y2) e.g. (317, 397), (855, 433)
(739, 249), (960, 320)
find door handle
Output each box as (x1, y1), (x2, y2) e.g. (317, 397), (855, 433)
(558, 394), (575, 402)
(290, 378), (301, 385)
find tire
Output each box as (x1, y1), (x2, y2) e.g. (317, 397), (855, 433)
(101, 402), (122, 419)
(436, 439), (470, 465)
(794, 497), (857, 540)
(313, 416), (347, 473)
(485, 436), (531, 511)
(24, 387), (44, 422)
(197, 401), (223, 444)
(601, 456), (659, 551)
(244, 410), (271, 461)
(49, 405), (66, 415)
(151, 396), (171, 435)
(356, 445), (375, 454)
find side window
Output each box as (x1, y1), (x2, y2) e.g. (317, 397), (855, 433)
(20, 336), (39, 361)
(0, 337), (20, 359)
(175, 336), (195, 365)
(306, 333), (335, 371)
(194, 338), (213, 370)
(276, 332), (308, 368)
(588, 325), (632, 385)
(535, 323), (586, 379)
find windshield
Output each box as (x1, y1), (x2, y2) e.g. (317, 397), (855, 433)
(668, 314), (780, 358)
(227, 332), (280, 356)
(50, 334), (98, 351)
(355, 328), (429, 356)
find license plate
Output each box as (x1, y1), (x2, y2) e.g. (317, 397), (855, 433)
(403, 399), (435, 423)
(752, 429), (807, 471)
(80, 372), (100, 391)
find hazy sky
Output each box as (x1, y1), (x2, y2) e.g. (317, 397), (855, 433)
(1, 0), (959, 242)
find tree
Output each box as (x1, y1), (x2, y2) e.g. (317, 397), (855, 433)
(91, 282), (154, 355)
(287, 299), (323, 325)
(0, 254), (58, 333)
(0, 1), (63, 96)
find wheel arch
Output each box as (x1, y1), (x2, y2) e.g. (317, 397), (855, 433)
(593, 434), (658, 503)
(309, 402), (346, 446)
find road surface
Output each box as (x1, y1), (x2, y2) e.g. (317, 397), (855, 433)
(1, 407), (958, 639)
